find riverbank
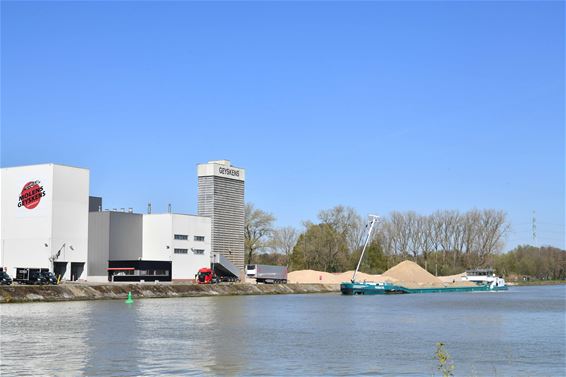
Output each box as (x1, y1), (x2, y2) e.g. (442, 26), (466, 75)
(0, 283), (340, 304)
(510, 280), (566, 286)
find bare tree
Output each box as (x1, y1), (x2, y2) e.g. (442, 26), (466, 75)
(420, 215), (436, 271)
(318, 205), (365, 253)
(462, 209), (481, 264)
(244, 203), (275, 264)
(436, 210), (459, 264)
(475, 209), (509, 265)
(290, 206), (510, 272)
(389, 211), (411, 258)
(405, 211), (419, 259)
(376, 209), (509, 271)
(271, 226), (298, 266)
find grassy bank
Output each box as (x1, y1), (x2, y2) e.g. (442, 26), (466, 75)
(0, 282), (340, 304)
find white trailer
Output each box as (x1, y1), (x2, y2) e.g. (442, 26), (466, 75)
(246, 264), (287, 284)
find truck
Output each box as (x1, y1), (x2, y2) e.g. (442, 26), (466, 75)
(15, 268), (58, 285)
(197, 253), (241, 284)
(196, 267), (219, 284)
(210, 253), (240, 282)
(246, 264), (287, 284)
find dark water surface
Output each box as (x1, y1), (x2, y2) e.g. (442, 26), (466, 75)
(1, 285), (564, 376)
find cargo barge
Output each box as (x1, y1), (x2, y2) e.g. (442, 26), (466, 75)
(341, 214), (508, 295)
(340, 279), (508, 295)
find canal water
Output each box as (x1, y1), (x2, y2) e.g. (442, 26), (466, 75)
(0, 285), (564, 376)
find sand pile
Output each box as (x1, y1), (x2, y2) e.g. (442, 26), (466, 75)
(289, 260), (474, 288)
(438, 272), (466, 283)
(382, 260), (443, 287)
(287, 270), (340, 284)
(437, 272), (477, 287)
(287, 270), (397, 284)
(337, 271), (398, 284)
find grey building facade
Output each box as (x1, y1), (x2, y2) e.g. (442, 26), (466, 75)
(89, 196), (102, 212)
(87, 211), (143, 280)
(197, 160), (245, 272)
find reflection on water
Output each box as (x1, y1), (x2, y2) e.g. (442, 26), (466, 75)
(0, 301), (91, 376)
(209, 297), (249, 375)
(1, 286), (564, 376)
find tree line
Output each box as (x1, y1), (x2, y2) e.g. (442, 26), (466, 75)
(494, 245), (565, 280)
(245, 203), (565, 279)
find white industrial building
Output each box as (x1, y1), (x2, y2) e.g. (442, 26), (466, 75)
(87, 210), (212, 282)
(0, 164), (89, 280)
(143, 213), (211, 280)
(1, 160), (244, 283)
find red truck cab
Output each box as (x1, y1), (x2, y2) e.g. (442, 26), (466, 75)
(197, 267), (218, 284)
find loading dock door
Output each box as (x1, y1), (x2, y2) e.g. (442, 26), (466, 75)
(70, 262), (85, 281)
(54, 262), (67, 280)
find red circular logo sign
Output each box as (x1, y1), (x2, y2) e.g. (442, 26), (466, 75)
(18, 181), (45, 209)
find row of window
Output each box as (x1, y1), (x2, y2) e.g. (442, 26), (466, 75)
(174, 248), (205, 255)
(112, 270), (170, 276)
(174, 234), (206, 241)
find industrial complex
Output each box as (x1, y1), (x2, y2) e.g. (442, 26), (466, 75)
(0, 160), (245, 283)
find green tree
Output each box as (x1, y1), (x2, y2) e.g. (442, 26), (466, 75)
(289, 234), (306, 271)
(493, 245), (566, 280)
(350, 239), (388, 274)
(290, 222), (349, 272)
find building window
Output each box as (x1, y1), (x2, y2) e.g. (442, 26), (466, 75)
(193, 249), (205, 255)
(174, 234), (188, 240)
(174, 248), (188, 254)
(194, 236), (205, 242)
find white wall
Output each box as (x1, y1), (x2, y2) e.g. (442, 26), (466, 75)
(142, 214), (172, 261)
(1, 164), (54, 275)
(51, 165), (89, 279)
(0, 164), (89, 279)
(197, 160), (246, 181)
(143, 213), (211, 280)
(171, 214), (211, 280)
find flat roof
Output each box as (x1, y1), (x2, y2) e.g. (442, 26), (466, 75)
(144, 212), (210, 218)
(92, 210), (141, 215)
(0, 162), (89, 171)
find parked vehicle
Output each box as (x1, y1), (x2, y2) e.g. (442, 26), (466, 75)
(0, 271), (12, 285)
(15, 268), (57, 285)
(246, 264), (288, 284)
(34, 271), (58, 285)
(196, 267), (219, 284)
(210, 253), (240, 282)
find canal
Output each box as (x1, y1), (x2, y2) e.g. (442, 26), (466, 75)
(1, 285), (564, 376)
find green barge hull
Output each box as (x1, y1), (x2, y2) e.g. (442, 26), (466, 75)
(340, 282), (508, 295)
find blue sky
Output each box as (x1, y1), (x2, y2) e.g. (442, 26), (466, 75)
(1, 1), (564, 250)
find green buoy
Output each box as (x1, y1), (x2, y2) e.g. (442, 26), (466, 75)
(125, 291), (134, 304)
